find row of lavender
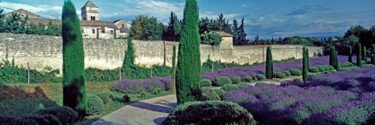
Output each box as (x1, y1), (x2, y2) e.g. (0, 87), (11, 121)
(202, 55), (352, 81)
(223, 66), (375, 124)
(112, 56), (355, 94)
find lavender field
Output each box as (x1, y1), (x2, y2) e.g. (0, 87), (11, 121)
(223, 66), (375, 124)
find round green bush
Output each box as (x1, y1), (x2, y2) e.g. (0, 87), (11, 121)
(289, 69), (302, 76)
(256, 74), (266, 80)
(222, 84), (239, 92)
(282, 71), (291, 76)
(201, 88), (221, 101)
(241, 76), (253, 82)
(96, 91), (113, 104)
(213, 89), (226, 98)
(201, 79), (212, 87)
(153, 88), (162, 95)
(231, 77), (241, 84)
(213, 76), (232, 86)
(19, 114), (61, 125)
(275, 72), (286, 78)
(162, 101), (256, 125)
(140, 91), (147, 98)
(123, 95), (131, 102)
(309, 67), (320, 73)
(86, 95), (105, 115)
(32, 106), (78, 125)
(327, 65), (335, 70)
(316, 66), (326, 72)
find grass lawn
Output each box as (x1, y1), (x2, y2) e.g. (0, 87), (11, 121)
(0, 81), (173, 125)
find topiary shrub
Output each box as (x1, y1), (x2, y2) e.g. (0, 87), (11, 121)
(213, 76), (232, 86)
(213, 89), (226, 98)
(162, 101), (256, 125)
(283, 71), (292, 76)
(309, 67), (319, 73)
(222, 84), (239, 92)
(123, 95), (131, 103)
(140, 91), (147, 98)
(86, 95), (105, 115)
(96, 91), (113, 104)
(153, 88), (162, 95)
(256, 74), (266, 80)
(201, 88), (221, 101)
(200, 79), (212, 87)
(31, 106), (78, 125)
(19, 114), (61, 125)
(242, 76), (253, 82)
(275, 72), (286, 78)
(289, 69), (302, 76)
(231, 77), (241, 84)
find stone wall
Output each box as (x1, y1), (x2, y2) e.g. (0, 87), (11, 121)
(0, 33), (323, 72)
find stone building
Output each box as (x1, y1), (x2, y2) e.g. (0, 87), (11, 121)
(216, 31), (234, 49)
(4, 0), (130, 39)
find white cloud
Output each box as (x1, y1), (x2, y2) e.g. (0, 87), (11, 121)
(0, 2), (62, 19)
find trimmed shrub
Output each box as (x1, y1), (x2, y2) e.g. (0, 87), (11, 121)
(289, 69), (302, 76)
(123, 95), (131, 103)
(213, 89), (226, 98)
(309, 67), (319, 73)
(256, 74), (266, 80)
(153, 88), (162, 95)
(162, 101), (256, 125)
(242, 76), (253, 82)
(140, 91), (147, 98)
(275, 72), (286, 78)
(222, 84), (239, 92)
(200, 79), (212, 87)
(96, 91), (113, 104)
(283, 71), (292, 76)
(213, 76), (232, 86)
(32, 106), (78, 125)
(201, 88), (221, 101)
(358, 43), (362, 67)
(19, 114), (61, 125)
(266, 46), (273, 79)
(86, 95), (105, 115)
(231, 77), (241, 84)
(340, 62), (355, 68)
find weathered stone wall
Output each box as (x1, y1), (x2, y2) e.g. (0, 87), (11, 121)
(0, 33), (323, 72)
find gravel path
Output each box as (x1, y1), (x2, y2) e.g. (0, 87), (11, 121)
(92, 94), (177, 125)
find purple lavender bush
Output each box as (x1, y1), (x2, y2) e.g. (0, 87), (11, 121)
(112, 76), (172, 94)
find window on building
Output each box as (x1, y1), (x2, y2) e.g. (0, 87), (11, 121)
(91, 16), (96, 20)
(110, 30), (114, 34)
(122, 24), (124, 27)
(82, 29), (84, 33)
(102, 27), (105, 33)
(92, 29), (95, 34)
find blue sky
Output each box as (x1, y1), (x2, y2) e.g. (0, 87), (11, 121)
(1, 0), (375, 39)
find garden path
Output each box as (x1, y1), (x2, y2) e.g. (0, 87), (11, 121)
(91, 94), (177, 125)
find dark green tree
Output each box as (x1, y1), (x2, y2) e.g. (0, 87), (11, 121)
(130, 16), (164, 40)
(349, 46), (353, 63)
(171, 46), (177, 92)
(371, 54), (375, 65)
(329, 47), (338, 69)
(164, 12), (181, 41)
(363, 46), (367, 61)
(265, 46), (273, 79)
(357, 43), (362, 67)
(238, 18), (248, 45)
(61, 0), (87, 118)
(232, 19), (239, 45)
(302, 47), (309, 82)
(175, 0), (202, 104)
(306, 48), (310, 70)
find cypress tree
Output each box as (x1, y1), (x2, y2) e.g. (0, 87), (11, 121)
(335, 51), (340, 70)
(175, 0), (202, 104)
(363, 46), (367, 62)
(306, 48), (310, 70)
(123, 38), (135, 67)
(303, 47), (309, 82)
(348, 46), (352, 63)
(357, 43), (362, 67)
(371, 54), (375, 65)
(62, 0), (87, 118)
(329, 47), (337, 69)
(171, 45), (177, 92)
(266, 46), (273, 79)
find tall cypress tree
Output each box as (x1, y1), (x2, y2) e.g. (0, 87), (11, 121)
(335, 51), (340, 70)
(363, 46), (367, 61)
(171, 45), (177, 92)
(371, 54), (375, 65)
(329, 47), (338, 69)
(349, 46), (353, 63)
(303, 47), (309, 82)
(266, 46), (273, 79)
(357, 43), (362, 67)
(62, 0), (87, 118)
(175, 0), (202, 104)
(306, 48), (310, 70)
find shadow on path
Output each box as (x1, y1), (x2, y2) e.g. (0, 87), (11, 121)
(128, 101), (176, 113)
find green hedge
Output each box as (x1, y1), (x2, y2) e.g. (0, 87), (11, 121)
(275, 72), (286, 78)
(282, 71), (292, 76)
(309, 67), (319, 73)
(96, 91), (113, 104)
(241, 76), (253, 82)
(86, 95), (105, 115)
(289, 69), (302, 76)
(201, 88), (221, 101)
(200, 79), (212, 87)
(162, 101), (256, 125)
(222, 84), (239, 92)
(231, 77), (241, 84)
(255, 74), (266, 80)
(213, 76), (232, 86)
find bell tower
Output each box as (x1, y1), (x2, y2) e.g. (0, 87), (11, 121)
(81, 0), (99, 21)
